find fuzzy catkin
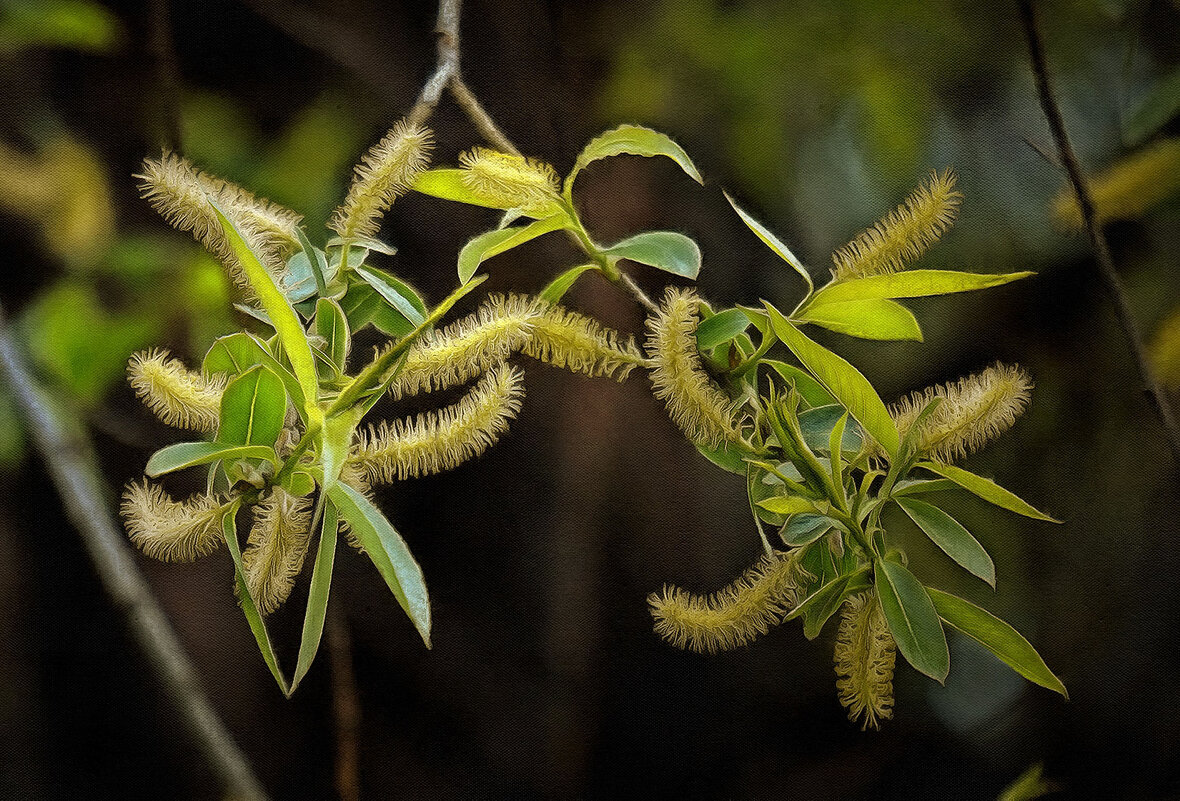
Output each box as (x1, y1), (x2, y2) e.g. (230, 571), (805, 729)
(121, 481), (227, 562)
(127, 348), (225, 433)
(830, 169), (961, 280)
(332, 122), (432, 239)
(242, 487), (313, 615)
(834, 591), (896, 729)
(646, 288), (743, 448)
(522, 298), (646, 381)
(648, 550), (809, 654)
(459, 147), (560, 213)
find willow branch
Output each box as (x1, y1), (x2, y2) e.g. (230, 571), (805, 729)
(1017, 0), (1180, 466)
(0, 305), (270, 801)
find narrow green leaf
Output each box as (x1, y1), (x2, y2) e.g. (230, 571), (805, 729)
(695, 441), (748, 475)
(928, 588), (1067, 698)
(354, 265), (427, 327)
(919, 462), (1061, 522)
(808, 270), (1033, 306)
(1124, 64), (1180, 146)
(291, 501), (338, 691)
(764, 305), (900, 456)
(314, 298), (350, 371)
(796, 298), (923, 341)
(724, 192), (813, 294)
(896, 497), (996, 587)
(762, 360), (836, 407)
(328, 484), (431, 647)
(565, 124), (703, 199)
(892, 478), (957, 496)
(294, 226), (329, 298)
(413, 168), (513, 210)
(458, 214), (569, 284)
(875, 560), (950, 682)
(539, 263), (599, 304)
(829, 411), (848, 491)
(785, 564), (872, 640)
(216, 365), (287, 448)
(602, 231), (701, 279)
(696, 308), (751, 350)
(146, 441), (275, 478)
(756, 495), (816, 515)
(780, 514), (832, 547)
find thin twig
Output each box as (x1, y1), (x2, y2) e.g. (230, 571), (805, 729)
(449, 77), (520, 156)
(327, 600), (361, 801)
(0, 305), (270, 801)
(1017, 0), (1180, 466)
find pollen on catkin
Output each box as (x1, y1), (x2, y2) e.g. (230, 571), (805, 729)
(459, 147), (560, 213)
(121, 481), (228, 562)
(515, 294), (646, 381)
(834, 591), (896, 730)
(128, 348), (225, 433)
(242, 487), (313, 615)
(648, 550), (809, 654)
(332, 121), (433, 239)
(352, 363), (525, 484)
(890, 362), (1032, 463)
(830, 169), (961, 280)
(646, 288), (743, 448)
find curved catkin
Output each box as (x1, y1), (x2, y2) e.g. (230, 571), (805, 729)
(128, 348), (225, 433)
(648, 550), (809, 654)
(386, 294), (542, 399)
(519, 295), (647, 381)
(332, 121), (433, 239)
(830, 169), (961, 280)
(458, 147), (560, 213)
(834, 591), (896, 730)
(242, 487), (313, 615)
(890, 362), (1032, 463)
(352, 363), (525, 484)
(121, 481), (227, 562)
(646, 288), (743, 447)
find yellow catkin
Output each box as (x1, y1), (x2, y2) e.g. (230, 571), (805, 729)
(352, 363), (525, 484)
(121, 481), (227, 562)
(332, 121), (433, 239)
(242, 487), (313, 615)
(1052, 138), (1180, 227)
(646, 287), (743, 447)
(127, 348), (225, 433)
(648, 550), (809, 654)
(458, 147), (560, 213)
(834, 591), (896, 730)
(522, 296), (647, 381)
(830, 169), (961, 280)
(890, 362), (1032, 463)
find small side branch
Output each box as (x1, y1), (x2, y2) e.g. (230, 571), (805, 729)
(1017, 0), (1180, 466)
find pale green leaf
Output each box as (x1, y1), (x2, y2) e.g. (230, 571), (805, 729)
(796, 298), (923, 341)
(809, 270), (1033, 306)
(458, 214), (569, 284)
(756, 495), (816, 515)
(146, 441), (275, 478)
(565, 124), (703, 199)
(919, 461), (1061, 522)
(539, 263), (599, 304)
(413, 168), (514, 210)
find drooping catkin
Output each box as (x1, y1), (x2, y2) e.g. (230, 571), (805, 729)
(646, 288), (743, 447)
(241, 487), (313, 615)
(458, 147), (560, 213)
(648, 550), (809, 654)
(522, 296), (647, 381)
(352, 363), (525, 484)
(833, 591), (896, 730)
(830, 169), (961, 280)
(128, 348), (225, 433)
(890, 362), (1032, 463)
(332, 121), (432, 239)
(121, 481), (228, 562)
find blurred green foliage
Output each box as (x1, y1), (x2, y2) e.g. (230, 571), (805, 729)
(0, 0), (122, 53)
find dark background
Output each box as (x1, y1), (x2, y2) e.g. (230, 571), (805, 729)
(2, 0), (1180, 798)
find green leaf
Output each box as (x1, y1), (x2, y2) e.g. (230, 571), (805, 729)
(785, 564), (872, 640)
(602, 231), (701, 279)
(539, 263), (599, 304)
(216, 365), (287, 448)
(1124, 64), (1180, 147)
(796, 298), (923, 341)
(798, 404), (864, 453)
(203, 332), (266, 378)
(413, 168), (512, 210)
(458, 214), (569, 284)
(780, 514), (832, 547)
(919, 462), (1060, 522)
(928, 588), (1067, 698)
(319, 407), (361, 500)
(314, 298), (350, 371)
(354, 265), (427, 328)
(565, 124), (703, 199)
(762, 360), (836, 407)
(892, 478), (957, 496)
(338, 280), (420, 338)
(696, 308), (751, 350)
(291, 501), (338, 692)
(896, 497), (995, 587)
(328, 484), (431, 648)
(808, 270), (1033, 306)
(695, 441), (748, 475)
(875, 560), (949, 682)
(221, 503), (290, 695)
(829, 411), (848, 490)
(293, 227), (330, 299)
(145, 441), (275, 478)
(724, 192), (813, 294)
(764, 305), (900, 456)
(279, 468), (317, 498)
(756, 495), (816, 515)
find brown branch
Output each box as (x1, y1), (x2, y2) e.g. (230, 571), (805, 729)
(327, 600), (361, 801)
(0, 304), (270, 801)
(1017, 0), (1180, 466)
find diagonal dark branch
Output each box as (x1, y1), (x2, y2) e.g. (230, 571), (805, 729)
(1017, 0), (1180, 466)
(0, 305), (270, 801)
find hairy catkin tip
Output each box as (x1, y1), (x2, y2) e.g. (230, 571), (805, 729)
(121, 481), (227, 562)
(127, 348), (224, 433)
(646, 287), (743, 447)
(459, 147), (560, 213)
(890, 362), (1032, 463)
(648, 550), (809, 654)
(242, 487), (313, 615)
(830, 169), (961, 280)
(332, 121), (433, 239)
(834, 591), (896, 729)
